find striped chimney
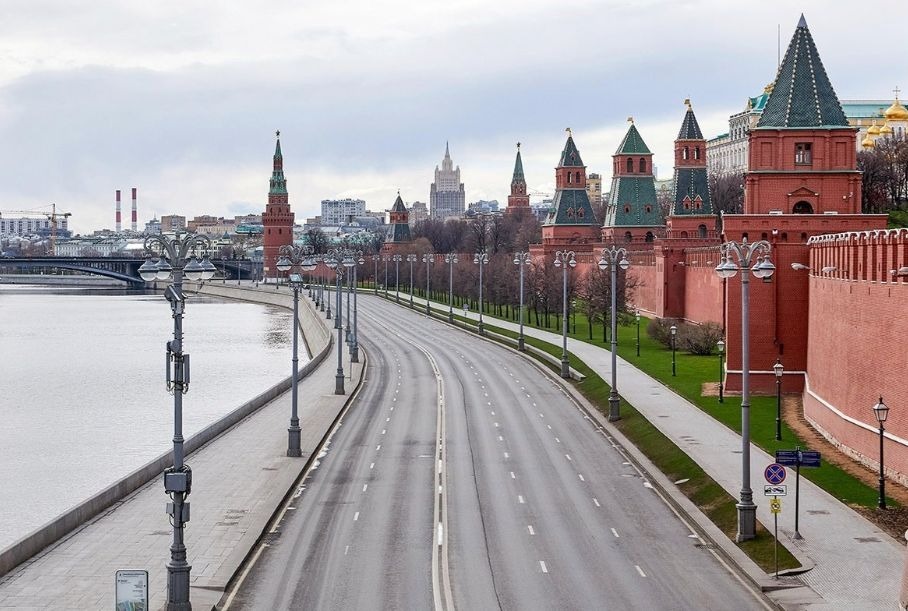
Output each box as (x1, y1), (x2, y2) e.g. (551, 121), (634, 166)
(131, 187), (137, 232)
(115, 189), (121, 232)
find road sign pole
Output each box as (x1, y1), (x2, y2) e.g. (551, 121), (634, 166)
(774, 510), (779, 579)
(794, 446), (802, 540)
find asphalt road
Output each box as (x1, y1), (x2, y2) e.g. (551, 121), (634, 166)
(229, 292), (768, 610)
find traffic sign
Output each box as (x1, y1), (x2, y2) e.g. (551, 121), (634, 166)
(764, 485), (787, 496)
(775, 449), (822, 468)
(769, 497), (782, 514)
(764, 463), (787, 485)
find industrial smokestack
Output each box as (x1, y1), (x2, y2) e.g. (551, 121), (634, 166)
(131, 187), (137, 232)
(116, 189), (122, 232)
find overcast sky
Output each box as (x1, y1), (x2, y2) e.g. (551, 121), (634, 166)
(0, 0), (903, 233)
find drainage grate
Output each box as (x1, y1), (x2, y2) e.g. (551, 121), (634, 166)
(806, 510), (829, 515)
(695, 543), (717, 550)
(854, 537), (881, 543)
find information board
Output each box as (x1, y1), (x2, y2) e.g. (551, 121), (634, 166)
(115, 569), (148, 611)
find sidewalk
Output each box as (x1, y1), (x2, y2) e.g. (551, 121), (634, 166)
(420, 294), (903, 610)
(0, 288), (362, 610)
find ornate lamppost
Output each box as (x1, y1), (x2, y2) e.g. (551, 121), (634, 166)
(715, 237), (775, 541)
(445, 253), (458, 323)
(392, 254), (402, 303)
(138, 233), (216, 610)
(635, 308), (641, 357)
(351, 254), (364, 363)
(598, 246), (630, 420)
(383, 254), (390, 298)
(407, 253), (417, 307)
(324, 248), (355, 394)
(553, 250), (576, 378)
(372, 254), (380, 295)
(774, 359), (784, 440)
(513, 252), (531, 351)
(717, 339), (725, 403)
(422, 252), (434, 316)
(473, 251), (489, 334)
(670, 324), (678, 376)
(276, 245), (317, 457)
(873, 397), (890, 509)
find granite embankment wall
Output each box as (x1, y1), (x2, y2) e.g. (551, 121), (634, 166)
(0, 284), (331, 578)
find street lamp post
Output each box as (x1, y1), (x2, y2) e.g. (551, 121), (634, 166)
(383, 255), (390, 298)
(351, 255), (364, 363)
(138, 233), (217, 610)
(393, 254), (402, 303)
(324, 249), (355, 394)
(873, 397), (889, 509)
(445, 253), (458, 323)
(670, 324), (677, 376)
(345, 264), (352, 341)
(598, 246), (630, 421)
(716, 237), (776, 542)
(422, 253), (434, 316)
(473, 251), (489, 335)
(275, 245), (317, 457)
(553, 250), (576, 378)
(372, 254), (380, 295)
(717, 339), (725, 403)
(774, 359), (784, 441)
(325, 267), (332, 320)
(407, 253), (417, 307)
(635, 308), (641, 357)
(513, 252), (531, 351)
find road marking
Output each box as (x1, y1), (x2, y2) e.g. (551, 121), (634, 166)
(510, 472), (516, 479)
(503, 452), (510, 459)
(547, 424), (552, 430)
(494, 422), (499, 428)
(528, 525), (535, 535)
(539, 413), (544, 418)
(345, 545), (349, 555)
(490, 410), (495, 415)
(354, 512), (359, 521)
(376, 444), (381, 451)
(386, 417), (390, 422)
(518, 495), (525, 504)
(498, 436), (503, 441)
(370, 462), (374, 469)
(390, 406), (394, 411)
(611, 528), (620, 538)
(438, 460), (443, 473)
(593, 498), (601, 507)
(565, 454), (572, 461)
(382, 429), (386, 435)
(635, 565), (647, 578)
(437, 523), (444, 546)
(362, 484), (368, 492)
(539, 561), (548, 574)
(555, 437), (561, 443)
(643, 481), (653, 489)
(578, 473), (585, 482)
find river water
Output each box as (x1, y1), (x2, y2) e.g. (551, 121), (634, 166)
(0, 285), (298, 549)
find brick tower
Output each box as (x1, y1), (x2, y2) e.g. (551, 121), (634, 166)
(721, 15), (886, 393)
(262, 131), (295, 281)
(381, 192), (412, 254)
(505, 143), (531, 217)
(539, 129), (599, 254)
(601, 119), (664, 245)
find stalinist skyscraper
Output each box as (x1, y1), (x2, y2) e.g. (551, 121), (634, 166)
(430, 142), (465, 220)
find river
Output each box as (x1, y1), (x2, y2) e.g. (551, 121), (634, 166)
(0, 285), (299, 549)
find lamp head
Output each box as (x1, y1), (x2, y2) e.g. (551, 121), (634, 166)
(873, 396), (889, 424)
(155, 259), (173, 281)
(670, 324), (677, 336)
(184, 257), (205, 281)
(276, 256), (292, 272)
(773, 359), (784, 378)
(200, 256), (217, 280)
(138, 256), (159, 282)
(717, 339), (724, 354)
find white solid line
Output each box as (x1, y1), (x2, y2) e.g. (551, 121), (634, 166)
(528, 525), (535, 535)
(635, 565), (647, 577)
(510, 471), (516, 479)
(539, 561), (548, 574)
(593, 498), (601, 507)
(611, 528), (620, 538)
(437, 523), (444, 546)
(438, 460), (443, 473)
(354, 512), (359, 521)
(518, 495), (525, 504)
(362, 484), (368, 492)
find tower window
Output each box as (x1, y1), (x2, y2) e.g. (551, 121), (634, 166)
(795, 142), (812, 165)
(639, 158), (647, 173)
(626, 158), (634, 173)
(624, 232), (633, 242)
(694, 147), (701, 160)
(683, 146), (689, 160)
(567, 172), (572, 184)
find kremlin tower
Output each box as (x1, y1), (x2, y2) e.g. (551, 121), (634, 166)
(262, 131), (295, 282)
(538, 129), (599, 253)
(505, 143), (531, 217)
(382, 192), (413, 254)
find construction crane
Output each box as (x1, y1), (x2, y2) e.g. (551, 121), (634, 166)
(0, 204), (72, 254)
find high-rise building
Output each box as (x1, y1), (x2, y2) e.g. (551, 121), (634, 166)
(321, 198), (366, 226)
(408, 201), (428, 226)
(262, 132), (295, 280)
(586, 173), (602, 208)
(430, 142), (465, 220)
(160, 215), (186, 232)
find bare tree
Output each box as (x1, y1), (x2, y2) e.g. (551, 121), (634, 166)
(709, 172), (745, 216)
(305, 227), (331, 254)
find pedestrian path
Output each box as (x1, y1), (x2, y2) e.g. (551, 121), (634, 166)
(420, 295), (903, 610)
(0, 289), (362, 610)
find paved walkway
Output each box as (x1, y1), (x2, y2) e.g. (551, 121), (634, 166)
(0, 289), (362, 610)
(418, 295), (903, 610)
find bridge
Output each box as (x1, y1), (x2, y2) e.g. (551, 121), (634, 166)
(0, 257), (261, 287)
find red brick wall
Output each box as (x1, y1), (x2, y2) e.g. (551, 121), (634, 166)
(626, 250), (660, 316)
(682, 247), (724, 325)
(805, 229), (908, 483)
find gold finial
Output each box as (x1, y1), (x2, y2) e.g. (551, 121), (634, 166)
(684, 98), (691, 109)
(276, 130), (280, 139)
(565, 127), (572, 138)
(627, 116), (634, 124)
(517, 141), (521, 150)
(895, 86), (902, 101)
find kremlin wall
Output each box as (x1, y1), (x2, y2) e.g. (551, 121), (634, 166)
(261, 17), (908, 485)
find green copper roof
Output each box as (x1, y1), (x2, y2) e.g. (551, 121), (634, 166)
(274, 137), (282, 159)
(269, 136), (287, 195)
(603, 176), (662, 227)
(757, 15), (848, 128)
(391, 193), (407, 213)
(512, 148), (525, 183)
(678, 108), (704, 140)
(615, 124), (652, 155)
(389, 222), (411, 243)
(543, 189), (598, 226)
(558, 136), (585, 167)
(671, 168), (712, 215)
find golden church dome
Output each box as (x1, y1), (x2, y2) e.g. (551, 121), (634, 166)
(884, 98), (908, 121)
(861, 133), (875, 148)
(868, 121), (881, 135)
(880, 122), (894, 135)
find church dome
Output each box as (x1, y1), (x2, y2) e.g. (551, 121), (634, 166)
(868, 121), (881, 135)
(861, 133), (875, 148)
(880, 122), (894, 135)
(884, 98), (908, 121)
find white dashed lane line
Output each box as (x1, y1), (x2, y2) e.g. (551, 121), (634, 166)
(611, 528), (620, 538)
(518, 495), (525, 504)
(528, 525), (535, 535)
(539, 561), (548, 574)
(635, 565), (647, 578)
(593, 498), (601, 507)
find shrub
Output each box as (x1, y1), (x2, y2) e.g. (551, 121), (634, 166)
(647, 318), (680, 348)
(679, 322), (724, 355)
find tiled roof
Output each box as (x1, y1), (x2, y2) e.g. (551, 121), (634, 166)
(678, 108), (704, 140)
(603, 176), (662, 227)
(671, 168), (712, 215)
(391, 193), (407, 213)
(558, 136), (585, 167)
(615, 124), (652, 155)
(543, 189), (598, 226)
(757, 15), (848, 128)
(512, 149), (525, 183)
(388, 221), (411, 242)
